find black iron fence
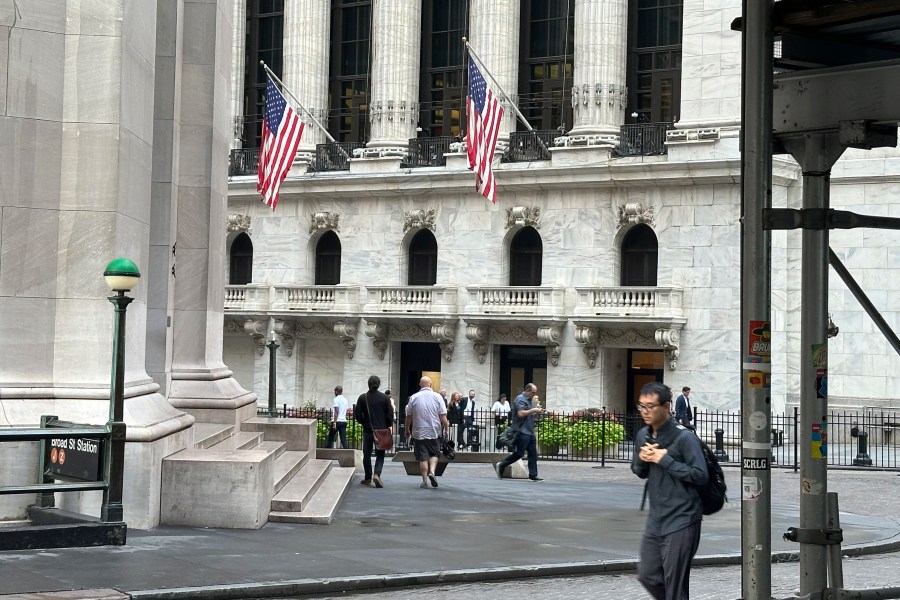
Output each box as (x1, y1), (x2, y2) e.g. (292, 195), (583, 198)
(264, 404), (900, 470)
(406, 136), (461, 167)
(502, 130), (557, 162)
(312, 142), (364, 172)
(613, 122), (671, 157)
(229, 148), (259, 176)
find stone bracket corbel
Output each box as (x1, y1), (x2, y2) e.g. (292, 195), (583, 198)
(655, 328), (681, 370)
(273, 320), (294, 357)
(465, 324), (490, 364)
(365, 321), (389, 360)
(334, 320), (357, 359)
(431, 322), (457, 362)
(244, 319), (267, 356)
(537, 325), (562, 367)
(575, 326), (600, 368)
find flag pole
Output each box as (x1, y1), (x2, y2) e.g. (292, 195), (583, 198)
(260, 62), (350, 160)
(463, 38), (533, 133)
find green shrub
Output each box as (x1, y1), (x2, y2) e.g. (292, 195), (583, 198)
(570, 420), (626, 450)
(536, 414), (570, 446)
(346, 419), (362, 444)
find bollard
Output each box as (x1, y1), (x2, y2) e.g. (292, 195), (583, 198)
(714, 427), (730, 462)
(852, 431), (872, 466)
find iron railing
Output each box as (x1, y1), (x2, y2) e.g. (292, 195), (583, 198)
(265, 405), (900, 470)
(502, 130), (557, 162)
(613, 123), (672, 157)
(312, 142), (365, 172)
(405, 136), (461, 167)
(229, 148), (259, 176)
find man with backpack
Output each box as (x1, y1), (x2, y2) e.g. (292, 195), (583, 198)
(631, 382), (708, 600)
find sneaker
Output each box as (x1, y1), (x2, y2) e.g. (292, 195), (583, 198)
(495, 464), (504, 479)
(360, 479), (372, 486)
(428, 472), (438, 488)
(420, 481), (430, 489)
(372, 474), (383, 488)
(529, 476), (544, 482)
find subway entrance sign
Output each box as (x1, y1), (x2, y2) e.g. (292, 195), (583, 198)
(43, 417), (105, 482)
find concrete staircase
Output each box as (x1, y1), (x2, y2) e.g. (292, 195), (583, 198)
(160, 416), (354, 528)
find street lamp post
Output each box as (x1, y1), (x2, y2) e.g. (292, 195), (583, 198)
(266, 331), (279, 417)
(101, 258), (141, 523)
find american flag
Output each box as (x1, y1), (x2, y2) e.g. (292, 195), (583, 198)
(257, 77), (304, 210)
(466, 56), (504, 203)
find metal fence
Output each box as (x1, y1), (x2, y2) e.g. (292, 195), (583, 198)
(264, 405), (900, 470)
(613, 122), (671, 157)
(312, 142), (365, 172)
(502, 130), (556, 162)
(405, 136), (461, 167)
(229, 148), (259, 176)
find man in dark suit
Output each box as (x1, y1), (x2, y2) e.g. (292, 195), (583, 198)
(674, 386), (693, 429)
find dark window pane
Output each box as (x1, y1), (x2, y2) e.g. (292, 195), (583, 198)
(509, 227), (543, 286)
(408, 230), (438, 286)
(315, 231), (342, 285)
(230, 233), (253, 285)
(621, 225), (658, 286)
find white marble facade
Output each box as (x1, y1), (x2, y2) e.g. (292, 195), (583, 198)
(224, 0), (900, 416)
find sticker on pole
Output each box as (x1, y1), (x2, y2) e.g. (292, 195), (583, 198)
(743, 476), (762, 501)
(747, 320), (771, 363)
(811, 421), (827, 458)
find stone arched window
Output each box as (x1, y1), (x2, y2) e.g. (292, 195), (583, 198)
(315, 230), (342, 285)
(509, 226), (542, 286)
(407, 229), (437, 285)
(229, 232), (253, 285)
(621, 224), (658, 286)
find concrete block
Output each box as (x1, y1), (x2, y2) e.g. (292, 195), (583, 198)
(315, 448), (363, 470)
(242, 417), (316, 451)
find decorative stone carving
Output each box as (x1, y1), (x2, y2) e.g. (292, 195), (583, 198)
(655, 328), (681, 370)
(403, 208), (436, 233)
(334, 321), (357, 359)
(537, 325), (562, 367)
(227, 213), (251, 235)
(309, 211), (340, 233)
(506, 206), (541, 230)
(616, 203), (656, 229)
(465, 324), (491, 364)
(273, 320), (295, 357)
(243, 319), (267, 355)
(224, 318), (245, 334)
(295, 321), (335, 338)
(597, 329), (657, 348)
(490, 325), (537, 345)
(575, 326), (599, 368)
(364, 322), (389, 360)
(431, 322), (457, 362)
(390, 323), (431, 341)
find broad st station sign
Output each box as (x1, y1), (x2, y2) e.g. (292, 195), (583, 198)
(47, 436), (104, 482)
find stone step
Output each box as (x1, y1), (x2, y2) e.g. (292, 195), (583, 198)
(241, 416), (316, 452)
(192, 422), (235, 449)
(272, 450), (309, 494)
(207, 431), (263, 451)
(269, 467), (355, 525)
(270, 459), (331, 513)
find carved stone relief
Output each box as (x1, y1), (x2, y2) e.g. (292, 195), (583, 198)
(575, 326), (599, 368)
(243, 319), (267, 356)
(227, 213), (251, 235)
(506, 206), (541, 229)
(334, 321), (357, 359)
(273, 320), (295, 357)
(365, 322), (389, 360)
(431, 322), (457, 362)
(309, 211), (341, 233)
(465, 324), (491, 364)
(616, 203), (656, 229)
(403, 208), (436, 233)
(537, 325), (562, 367)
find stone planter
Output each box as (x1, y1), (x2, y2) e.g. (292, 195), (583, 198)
(538, 442), (560, 456)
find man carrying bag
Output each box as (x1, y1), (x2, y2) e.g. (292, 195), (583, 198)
(355, 375), (394, 488)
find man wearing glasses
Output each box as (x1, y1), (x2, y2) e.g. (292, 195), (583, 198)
(631, 382), (708, 600)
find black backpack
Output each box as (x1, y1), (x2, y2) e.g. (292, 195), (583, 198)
(694, 435), (728, 515)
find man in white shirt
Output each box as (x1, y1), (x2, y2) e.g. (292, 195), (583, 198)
(325, 385), (350, 449)
(405, 376), (449, 489)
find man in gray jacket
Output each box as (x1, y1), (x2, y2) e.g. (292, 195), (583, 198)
(631, 382), (708, 600)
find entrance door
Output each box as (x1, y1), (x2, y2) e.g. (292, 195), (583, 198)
(625, 349), (665, 439)
(499, 345), (548, 405)
(399, 342), (441, 443)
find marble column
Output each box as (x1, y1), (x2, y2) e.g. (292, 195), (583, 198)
(283, 0), (330, 155)
(230, 0), (247, 149)
(366, 0), (421, 154)
(468, 0), (520, 145)
(166, 0), (257, 423)
(566, 0), (628, 146)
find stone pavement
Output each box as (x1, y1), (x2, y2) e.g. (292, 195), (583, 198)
(1, 462), (898, 600)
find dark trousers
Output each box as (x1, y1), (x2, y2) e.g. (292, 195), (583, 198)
(456, 419), (470, 447)
(362, 430), (385, 480)
(325, 421), (348, 449)
(637, 521), (702, 600)
(497, 432), (538, 478)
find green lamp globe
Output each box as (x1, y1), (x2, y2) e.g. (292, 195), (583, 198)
(104, 258), (141, 292)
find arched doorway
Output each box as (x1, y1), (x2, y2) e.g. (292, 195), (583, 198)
(621, 224), (658, 286)
(315, 231), (341, 285)
(408, 229), (437, 285)
(509, 226), (542, 286)
(229, 233), (253, 285)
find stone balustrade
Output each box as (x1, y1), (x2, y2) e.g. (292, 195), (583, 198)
(465, 286), (566, 317)
(363, 285), (458, 314)
(272, 285), (360, 312)
(573, 286), (683, 317)
(224, 284), (270, 311)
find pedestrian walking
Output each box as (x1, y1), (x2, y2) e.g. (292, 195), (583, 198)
(405, 376), (449, 489)
(354, 375), (393, 488)
(496, 383), (544, 481)
(325, 385), (349, 449)
(674, 386), (694, 429)
(631, 381), (707, 600)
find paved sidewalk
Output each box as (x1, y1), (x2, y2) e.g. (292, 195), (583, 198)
(1, 462), (898, 599)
